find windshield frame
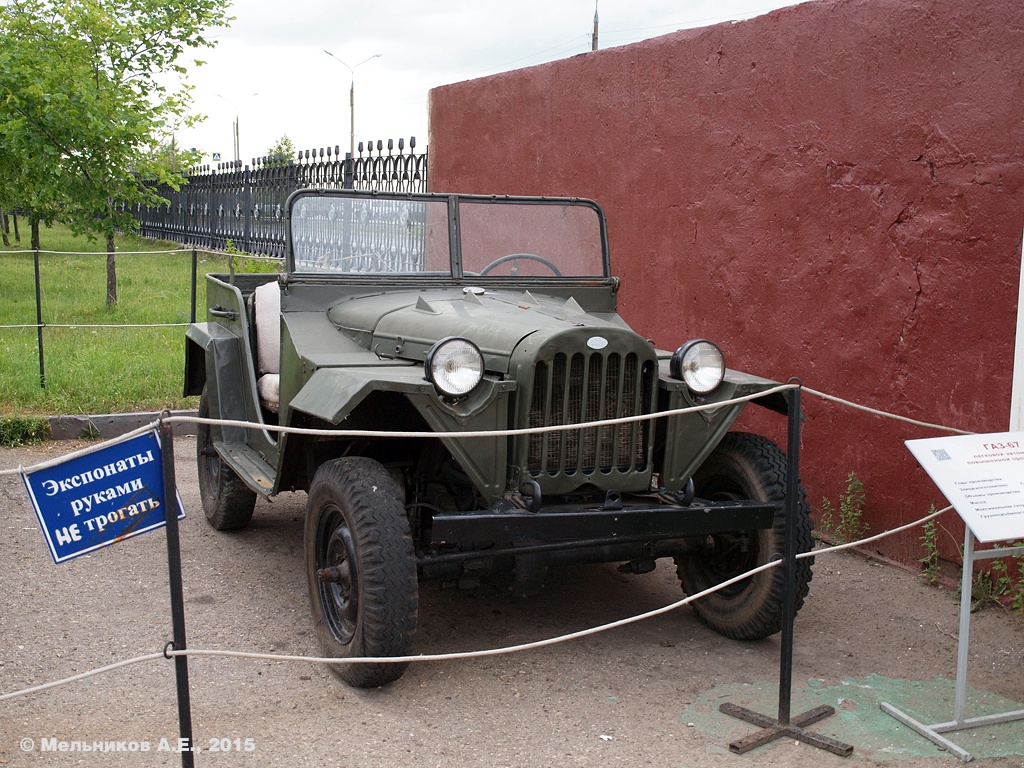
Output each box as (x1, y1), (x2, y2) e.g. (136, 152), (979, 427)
(284, 190), (610, 281)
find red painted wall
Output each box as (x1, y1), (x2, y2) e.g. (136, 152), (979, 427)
(427, 0), (1024, 566)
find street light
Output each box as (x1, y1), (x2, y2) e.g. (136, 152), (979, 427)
(216, 92), (258, 165)
(323, 51), (382, 158)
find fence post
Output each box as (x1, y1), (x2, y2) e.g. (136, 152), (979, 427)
(207, 169), (215, 252)
(242, 164), (252, 253)
(343, 152), (354, 190)
(33, 249), (45, 389)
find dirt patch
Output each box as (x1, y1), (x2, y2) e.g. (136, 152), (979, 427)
(1, 437), (1022, 767)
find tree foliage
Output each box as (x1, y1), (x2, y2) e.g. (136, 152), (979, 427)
(0, 0), (232, 301)
(264, 134), (297, 166)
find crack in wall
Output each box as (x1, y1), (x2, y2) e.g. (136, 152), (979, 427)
(899, 254), (924, 344)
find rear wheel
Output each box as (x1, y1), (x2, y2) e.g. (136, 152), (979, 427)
(197, 386), (256, 530)
(305, 457), (418, 688)
(675, 432), (814, 640)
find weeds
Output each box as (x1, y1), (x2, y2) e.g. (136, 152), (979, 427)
(0, 415), (50, 447)
(920, 516), (942, 584)
(967, 543), (1024, 614)
(818, 471), (869, 543)
(225, 239), (282, 274)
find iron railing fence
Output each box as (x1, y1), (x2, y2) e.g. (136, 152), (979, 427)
(127, 137), (427, 258)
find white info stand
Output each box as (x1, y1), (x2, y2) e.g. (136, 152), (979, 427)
(881, 432), (1024, 761)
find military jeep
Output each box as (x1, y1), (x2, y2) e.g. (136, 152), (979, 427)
(185, 189), (813, 688)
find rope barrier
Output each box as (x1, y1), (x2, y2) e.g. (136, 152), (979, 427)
(802, 386), (975, 436)
(0, 382), (974, 701)
(1, 246), (282, 260)
(0, 380), (971, 479)
(0, 654), (167, 702)
(0, 322), (190, 330)
(797, 505), (952, 559)
(0, 501), (955, 703)
(1, 249), (193, 256)
(0, 387), (798, 477)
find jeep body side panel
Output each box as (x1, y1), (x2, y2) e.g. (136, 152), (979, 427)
(276, 307), (411, 430)
(190, 274), (280, 494)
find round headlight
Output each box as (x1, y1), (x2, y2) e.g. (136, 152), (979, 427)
(425, 337), (484, 397)
(670, 339), (726, 394)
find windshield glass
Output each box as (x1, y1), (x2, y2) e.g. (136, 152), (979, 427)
(288, 193), (607, 277)
(459, 200), (605, 277)
(290, 196), (448, 274)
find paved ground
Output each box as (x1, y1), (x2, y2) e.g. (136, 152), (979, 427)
(1, 436), (1022, 767)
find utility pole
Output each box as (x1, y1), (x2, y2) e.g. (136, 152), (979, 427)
(216, 93), (258, 166)
(592, 0), (599, 51)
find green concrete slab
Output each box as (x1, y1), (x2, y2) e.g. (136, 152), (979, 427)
(680, 674), (1024, 760)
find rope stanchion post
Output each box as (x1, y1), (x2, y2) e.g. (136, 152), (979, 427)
(33, 248), (45, 389)
(190, 248), (198, 325)
(779, 379), (800, 723)
(718, 381), (855, 757)
(159, 416), (196, 767)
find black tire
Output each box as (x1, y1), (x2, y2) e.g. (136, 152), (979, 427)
(675, 432), (814, 640)
(305, 457), (418, 688)
(197, 386), (257, 530)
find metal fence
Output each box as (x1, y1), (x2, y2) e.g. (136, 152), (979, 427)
(127, 137), (427, 258)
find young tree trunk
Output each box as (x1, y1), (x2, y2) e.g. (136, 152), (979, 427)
(31, 217), (40, 250)
(106, 231), (117, 307)
(0, 208), (9, 247)
(12, 212), (20, 242)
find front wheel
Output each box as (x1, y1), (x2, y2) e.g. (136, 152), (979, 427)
(197, 386), (256, 531)
(675, 432), (814, 640)
(305, 457), (418, 688)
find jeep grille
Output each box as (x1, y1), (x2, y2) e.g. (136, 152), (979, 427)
(526, 351), (655, 478)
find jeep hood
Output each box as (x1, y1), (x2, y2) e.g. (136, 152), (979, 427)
(326, 288), (634, 373)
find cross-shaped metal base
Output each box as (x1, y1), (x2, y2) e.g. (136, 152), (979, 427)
(715, 386), (855, 759)
(720, 702), (854, 756)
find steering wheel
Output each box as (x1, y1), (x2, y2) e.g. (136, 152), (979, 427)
(478, 253), (562, 277)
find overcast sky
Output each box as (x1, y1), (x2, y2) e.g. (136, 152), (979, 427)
(174, 0), (808, 166)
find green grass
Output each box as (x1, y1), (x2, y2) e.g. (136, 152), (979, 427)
(0, 223), (241, 416)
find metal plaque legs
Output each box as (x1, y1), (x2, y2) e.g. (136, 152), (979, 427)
(881, 528), (1024, 762)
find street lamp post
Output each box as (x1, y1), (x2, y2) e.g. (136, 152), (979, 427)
(323, 51), (382, 158)
(216, 92), (258, 165)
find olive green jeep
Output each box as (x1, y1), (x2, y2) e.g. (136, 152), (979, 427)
(185, 190), (813, 688)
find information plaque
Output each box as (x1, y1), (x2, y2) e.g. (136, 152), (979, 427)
(906, 431), (1024, 543)
(887, 431), (1024, 761)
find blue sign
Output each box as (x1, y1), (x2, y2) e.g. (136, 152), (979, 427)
(22, 430), (185, 564)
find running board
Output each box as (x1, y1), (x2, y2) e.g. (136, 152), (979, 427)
(214, 440), (276, 496)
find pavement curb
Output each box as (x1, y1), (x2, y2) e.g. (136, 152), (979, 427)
(47, 410), (198, 440)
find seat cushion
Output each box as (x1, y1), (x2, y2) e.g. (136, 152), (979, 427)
(257, 373), (280, 413)
(254, 281), (281, 376)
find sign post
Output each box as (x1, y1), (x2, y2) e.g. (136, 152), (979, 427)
(882, 432), (1024, 761)
(159, 418), (196, 768)
(22, 424), (196, 766)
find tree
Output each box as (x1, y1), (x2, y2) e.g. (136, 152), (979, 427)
(143, 137), (202, 176)
(264, 134), (297, 167)
(0, 0), (232, 305)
